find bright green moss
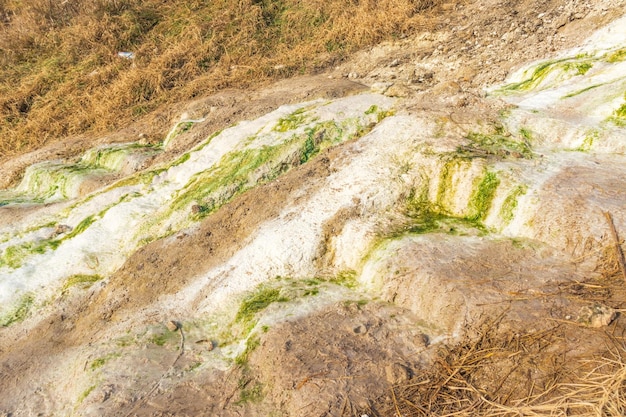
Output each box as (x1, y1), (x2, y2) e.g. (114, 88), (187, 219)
(235, 287), (289, 326)
(501, 60), (561, 92)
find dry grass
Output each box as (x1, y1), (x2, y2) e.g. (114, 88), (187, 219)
(374, 319), (626, 417)
(0, 0), (437, 158)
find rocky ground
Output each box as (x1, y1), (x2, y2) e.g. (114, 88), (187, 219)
(1, 0), (626, 416)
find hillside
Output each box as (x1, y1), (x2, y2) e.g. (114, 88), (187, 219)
(1, 0), (626, 416)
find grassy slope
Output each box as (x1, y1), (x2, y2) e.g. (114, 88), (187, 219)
(0, 0), (435, 158)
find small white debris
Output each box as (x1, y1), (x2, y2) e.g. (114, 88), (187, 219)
(117, 51), (135, 60)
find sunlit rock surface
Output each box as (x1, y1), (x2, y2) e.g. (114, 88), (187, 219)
(0, 14), (625, 417)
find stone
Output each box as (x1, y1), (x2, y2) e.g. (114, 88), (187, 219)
(51, 224), (72, 238)
(370, 82), (392, 94)
(353, 323), (367, 334)
(166, 320), (180, 332)
(577, 303), (617, 328)
(384, 83), (413, 98)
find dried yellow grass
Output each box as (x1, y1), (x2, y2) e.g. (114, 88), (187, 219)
(0, 0), (438, 159)
(377, 320), (626, 417)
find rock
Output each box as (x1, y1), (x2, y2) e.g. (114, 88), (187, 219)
(195, 338), (214, 350)
(51, 224), (72, 238)
(353, 323), (367, 335)
(577, 303), (617, 328)
(384, 83), (413, 98)
(370, 82), (392, 94)
(137, 133), (149, 144)
(166, 320), (180, 332)
(431, 80), (461, 95)
(97, 385), (115, 403)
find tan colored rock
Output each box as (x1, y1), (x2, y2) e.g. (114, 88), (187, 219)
(577, 303), (617, 328)
(166, 320), (180, 332)
(384, 83), (413, 98)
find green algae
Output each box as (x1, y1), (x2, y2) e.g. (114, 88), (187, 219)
(62, 274), (103, 292)
(0, 293), (34, 327)
(0, 239), (60, 269)
(564, 61), (593, 76)
(459, 131), (533, 159)
(365, 104), (395, 122)
(235, 287), (289, 327)
(501, 59), (567, 92)
(576, 129), (600, 151)
(77, 385), (96, 403)
(499, 56), (595, 93)
(90, 352), (121, 371)
(436, 158), (468, 212)
(0, 142), (159, 206)
(605, 48), (626, 63)
(81, 143), (159, 171)
(499, 185), (527, 223)
(467, 171), (500, 221)
(0, 194), (126, 270)
(329, 269), (358, 289)
(237, 380), (264, 404)
(142, 117), (363, 244)
(273, 107), (314, 132)
(607, 93), (626, 126)
(563, 83), (606, 99)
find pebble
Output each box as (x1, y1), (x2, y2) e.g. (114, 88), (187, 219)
(353, 324), (367, 334)
(370, 82), (392, 94)
(577, 303), (616, 328)
(166, 320), (180, 332)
